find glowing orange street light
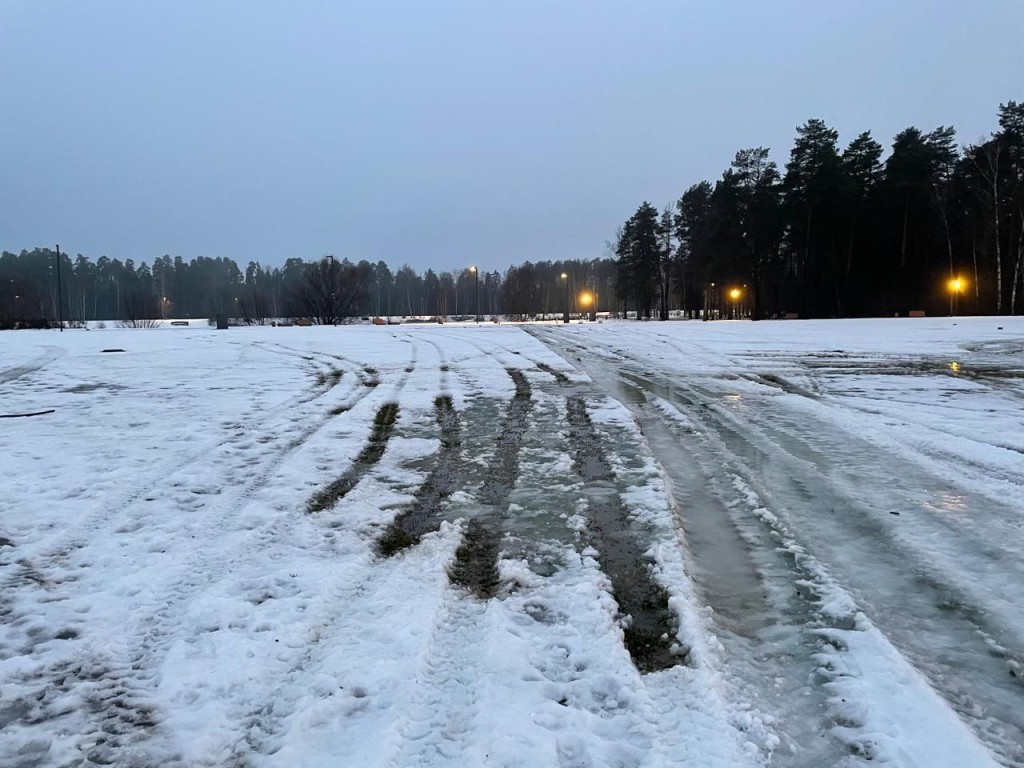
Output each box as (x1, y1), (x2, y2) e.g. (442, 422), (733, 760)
(579, 291), (594, 322)
(948, 276), (965, 316)
(728, 287), (742, 319)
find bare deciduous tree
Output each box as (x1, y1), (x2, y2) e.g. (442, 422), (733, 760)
(291, 256), (367, 325)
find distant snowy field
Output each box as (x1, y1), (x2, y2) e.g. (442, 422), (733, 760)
(1, 317), (1021, 768)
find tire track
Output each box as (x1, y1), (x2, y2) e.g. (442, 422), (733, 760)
(618, 357), (1024, 764)
(16, 344), (360, 579)
(383, 584), (487, 768)
(377, 395), (462, 555)
(448, 369), (533, 598)
(563, 396), (680, 674)
(307, 402), (399, 512)
(505, 335), (684, 673)
(0, 345), (66, 386)
(0, 346), (395, 765)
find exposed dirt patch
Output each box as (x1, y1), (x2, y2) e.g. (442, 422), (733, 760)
(448, 519), (502, 598)
(314, 369), (343, 388)
(535, 362), (569, 384)
(751, 373), (819, 399)
(449, 369), (534, 596)
(308, 403), (399, 512)
(377, 396), (462, 556)
(65, 382), (127, 394)
(478, 370), (532, 506)
(565, 396), (680, 674)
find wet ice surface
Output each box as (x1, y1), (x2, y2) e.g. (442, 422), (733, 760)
(1, 317), (1021, 767)
(536, 316), (1024, 767)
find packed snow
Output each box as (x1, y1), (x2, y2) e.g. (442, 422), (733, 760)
(1, 316), (1022, 767)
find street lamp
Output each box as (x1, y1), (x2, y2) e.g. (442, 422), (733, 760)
(705, 282), (716, 321)
(54, 244), (64, 332)
(560, 273), (569, 323)
(579, 291), (594, 322)
(729, 287), (742, 319)
(469, 265), (480, 321)
(948, 276), (965, 316)
(327, 254), (336, 325)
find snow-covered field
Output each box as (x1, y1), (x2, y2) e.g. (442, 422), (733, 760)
(1, 317), (1022, 768)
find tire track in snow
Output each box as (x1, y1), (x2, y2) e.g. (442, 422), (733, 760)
(536, 326), (1012, 764)
(307, 402), (400, 512)
(486, 331), (686, 673)
(186, 340), (468, 767)
(15, 344), (359, 579)
(304, 334), (420, 512)
(121, 342), (415, 660)
(563, 396), (680, 674)
(530, 352), (681, 674)
(0, 345), (66, 386)
(383, 582), (488, 768)
(612, 376), (852, 765)
(623, 362), (1022, 765)
(448, 368), (532, 598)
(0, 346), (401, 765)
(377, 395), (463, 555)
(94, 368), (405, 761)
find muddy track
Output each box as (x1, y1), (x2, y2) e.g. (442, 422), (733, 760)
(563, 397), (679, 674)
(621, 362), (1024, 765)
(307, 402), (399, 512)
(377, 395), (463, 555)
(526, 333), (685, 673)
(448, 369), (533, 598)
(532, 329), (858, 760)
(478, 369), (532, 506)
(447, 519), (502, 599)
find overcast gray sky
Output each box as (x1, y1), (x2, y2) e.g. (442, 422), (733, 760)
(2, 1), (1021, 273)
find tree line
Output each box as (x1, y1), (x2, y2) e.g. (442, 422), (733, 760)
(0, 247), (619, 328)
(615, 100), (1024, 319)
(3, 101), (1021, 328)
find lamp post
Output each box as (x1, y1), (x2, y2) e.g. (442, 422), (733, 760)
(579, 291), (594, 321)
(704, 282), (716, 321)
(560, 273), (569, 323)
(729, 287), (742, 319)
(55, 244), (64, 332)
(469, 265), (480, 321)
(327, 254), (336, 325)
(948, 276), (964, 316)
